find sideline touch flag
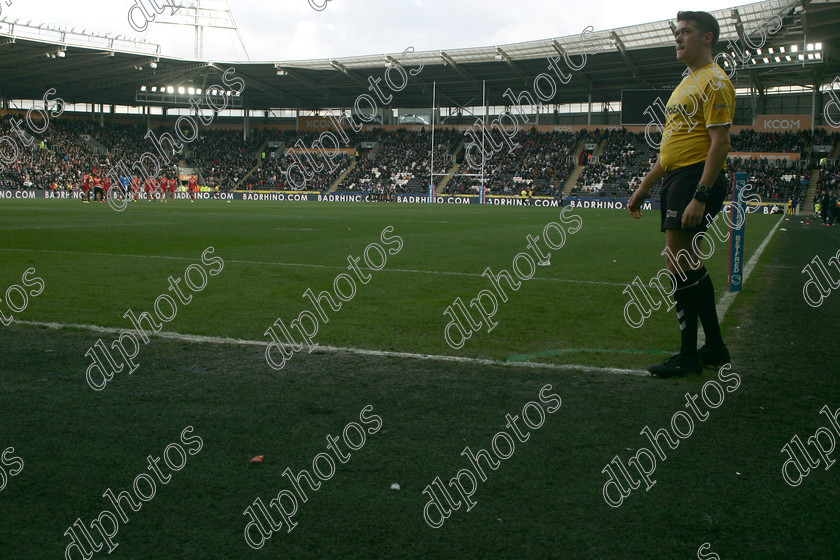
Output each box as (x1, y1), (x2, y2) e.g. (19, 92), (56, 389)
(729, 172), (747, 292)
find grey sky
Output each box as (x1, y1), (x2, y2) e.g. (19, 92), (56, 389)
(4, 0), (750, 61)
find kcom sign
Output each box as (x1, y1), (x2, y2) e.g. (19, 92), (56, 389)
(298, 116), (332, 131)
(755, 114), (812, 132)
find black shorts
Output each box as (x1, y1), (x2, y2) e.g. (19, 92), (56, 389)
(659, 162), (728, 233)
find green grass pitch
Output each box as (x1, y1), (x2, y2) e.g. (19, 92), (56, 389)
(4, 199), (823, 560)
(0, 200), (778, 369)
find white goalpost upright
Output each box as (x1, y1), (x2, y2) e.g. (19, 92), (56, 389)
(430, 81), (489, 203)
(431, 81), (436, 203)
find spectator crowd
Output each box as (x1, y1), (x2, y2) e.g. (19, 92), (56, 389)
(727, 156), (809, 202)
(573, 129), (658, 198)
(1, 116), (837, 208)
(445, 129), (578, 196)
(815, 161), (840, 225)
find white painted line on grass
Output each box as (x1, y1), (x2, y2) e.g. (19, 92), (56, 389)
(0, 247), (625, 286)
(699, 213), (785, 345)
(0, 222), (176, 230)
(12, 319), (649, 377)
(717, 213), (785, 319)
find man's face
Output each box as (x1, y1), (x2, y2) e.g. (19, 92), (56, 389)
(674, 20), (710, 63)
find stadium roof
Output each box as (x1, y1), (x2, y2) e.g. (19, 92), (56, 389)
(0, 0), (838, 112)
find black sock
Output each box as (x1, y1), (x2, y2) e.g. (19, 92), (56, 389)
(673, 269), (704, 358)
(695, 267), (725, 348)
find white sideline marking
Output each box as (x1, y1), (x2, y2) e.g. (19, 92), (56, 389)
(0, 247), (625, 287)
(0, 222), (176, 230)
(170, 212), (497, 226)
(12, 319), (649, 377)
(699, 214), (785, 345)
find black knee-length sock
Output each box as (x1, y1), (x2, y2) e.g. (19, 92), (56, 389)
(673, 269), (705, 358)
(695, 267), (725, 348)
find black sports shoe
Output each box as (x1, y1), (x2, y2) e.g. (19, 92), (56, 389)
(699, 344), (730, 367)
(648, 353), (703, 378)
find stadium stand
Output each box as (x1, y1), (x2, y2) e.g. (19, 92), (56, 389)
(729, 128), (830, 158)
(727, 156), (810, 202)
(188, 129), (266, 191)
(446, 129), (579, 195)
(247, 130), (350, 192)
(1, 115), (837, 204)
(573, 129), (658, 198)
(339, 128), (460, 193)
(242, 128), (398, 191)
(816, 161), (840, 198)
(0, 116), (100, 191)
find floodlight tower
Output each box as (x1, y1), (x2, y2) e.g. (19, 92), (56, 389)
(145, 0), (251, 60)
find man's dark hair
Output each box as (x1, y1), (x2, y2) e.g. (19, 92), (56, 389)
(677, 11), (720, 49)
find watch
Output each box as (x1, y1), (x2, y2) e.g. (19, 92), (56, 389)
(694, 183), (711, 203)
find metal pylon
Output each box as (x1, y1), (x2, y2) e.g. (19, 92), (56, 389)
(144, 0), (251, 61)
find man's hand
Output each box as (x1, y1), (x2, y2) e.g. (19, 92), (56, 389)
(682, 198), (706, 229)
(628, 187), (650, 219)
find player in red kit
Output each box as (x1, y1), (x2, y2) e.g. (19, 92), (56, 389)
(188, 176), (198, 202)
(145, 178), (154, 201)
(81, 173), (91, 204)
(92, 173), (104, 202)
(168, 177), (177, 201)
(103, 177), (111, 203)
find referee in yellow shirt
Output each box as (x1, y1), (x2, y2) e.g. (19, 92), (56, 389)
(628, 10), (734, 377)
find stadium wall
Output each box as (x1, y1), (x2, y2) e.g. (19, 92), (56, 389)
(3, 89), (834, 131)
(15, 189), (787, 214)
(1, 110), (834, 136)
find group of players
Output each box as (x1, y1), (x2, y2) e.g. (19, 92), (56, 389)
(80, 171), (200, 204)
(815, 189), (840, 225)
(368, 184), (395, 202)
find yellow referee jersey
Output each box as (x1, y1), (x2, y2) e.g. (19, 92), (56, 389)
(659, 62), (735, 172)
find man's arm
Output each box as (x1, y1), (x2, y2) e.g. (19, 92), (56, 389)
(682, 124), (731, 228)
(698, 124), (731, 188)
(641, 156), (667, 191)
(628, 155), (666, 219)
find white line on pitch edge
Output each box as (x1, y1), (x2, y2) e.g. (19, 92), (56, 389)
(0, 247), (625, 286)
(12, 319), (649, 377)
(699, 213), (785, 345)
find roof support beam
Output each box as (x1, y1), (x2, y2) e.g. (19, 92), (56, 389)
(224, 66), (299, 107)
(731, 8), (750, 50)
(495, 47), (530, 83)
(329, 60), (367, 87)
(61, 61), (211, 98)
(0, 45), (68, 66)
(611, 31), (652, 88)
(1, 55), (112, 82)
(277, 65), (343, 101)
(57, 57), (178, 91)
(439, 51), (479, 88)
(551, 39), (609, 103)
(385, 54), (428, 89)
(384, 54), (462, 107)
